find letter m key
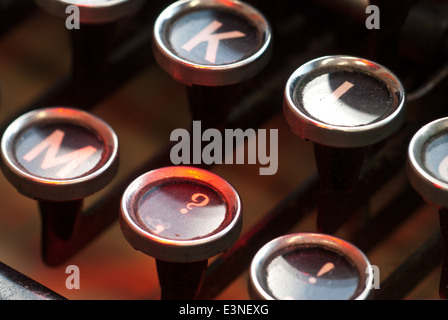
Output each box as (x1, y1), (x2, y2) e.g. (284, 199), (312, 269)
(23, 129), (97, 178)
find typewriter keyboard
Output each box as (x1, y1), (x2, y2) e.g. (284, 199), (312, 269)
(0, 0), (447, 301)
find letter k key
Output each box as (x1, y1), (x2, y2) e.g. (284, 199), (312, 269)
(181, 20), (246, 63)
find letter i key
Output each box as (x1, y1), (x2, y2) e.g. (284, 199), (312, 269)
(407, 117), (448, 299)
(283, 55), (406, 233)
(0, 107), (119, 265)
(119, 166), (242, 300)
(152, 0), (272, 129)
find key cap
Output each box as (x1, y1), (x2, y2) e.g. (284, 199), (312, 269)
(407, 117), (448, 299)
(283, 55), (406, 233)
(0, 107), (119, 265)
(34, 0), (145, 105)
(152, 0), (272, 129)
(120, 166), (242, 300)
(248, 233), (374, 300)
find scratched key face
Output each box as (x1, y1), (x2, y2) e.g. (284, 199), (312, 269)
(423, 133), (448, 183)
(296, 70), (394, 127)
(135, 180), (228, 241)
(166, 9), (260, 65)
(264, 246), (360, 300)
(15, 122), (104, 180)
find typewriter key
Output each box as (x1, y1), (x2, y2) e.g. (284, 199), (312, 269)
(407, 117), (448, 209)
(35, 0), (145, 105)
(120, 166), (242, 300)
(152, 0), (272, 128)
(0, 108), (119, 262)
(249, 233), (373, 300)
(407, 117), (448, 299)
(283, 55), (406, 233)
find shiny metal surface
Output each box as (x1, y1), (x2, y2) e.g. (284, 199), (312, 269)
(120, 166), (242, 262)
(249, 232), (373, 300)
(407, 117), (448, 208)
(283, 55), (406, 148)
(152, 0), (272, 86)
(0, 107), (119, 201)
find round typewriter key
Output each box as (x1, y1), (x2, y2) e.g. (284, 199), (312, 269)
(1, 107), (119, 201)
(283, 55), (406, 149)
(407, 117), (448, 209)
(120, 166), (242, 299)
(153, 0), (271, 86)
(153, 0), (272, 129)
(407, 117), (448, 299)
(249, 233), (373, 300)
(35, 0), (145, 24)
(0, 107), (118, 255)
(283, 55), (406, 233)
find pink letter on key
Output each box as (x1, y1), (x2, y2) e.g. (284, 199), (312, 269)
(181, 20), (246, 63)
(23, 129), (97, 178)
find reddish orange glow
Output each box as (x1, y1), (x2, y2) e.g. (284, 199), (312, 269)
(54, 107), (79, 116)
(220, 0), (239, 7)
(359, 59), (377, 68)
